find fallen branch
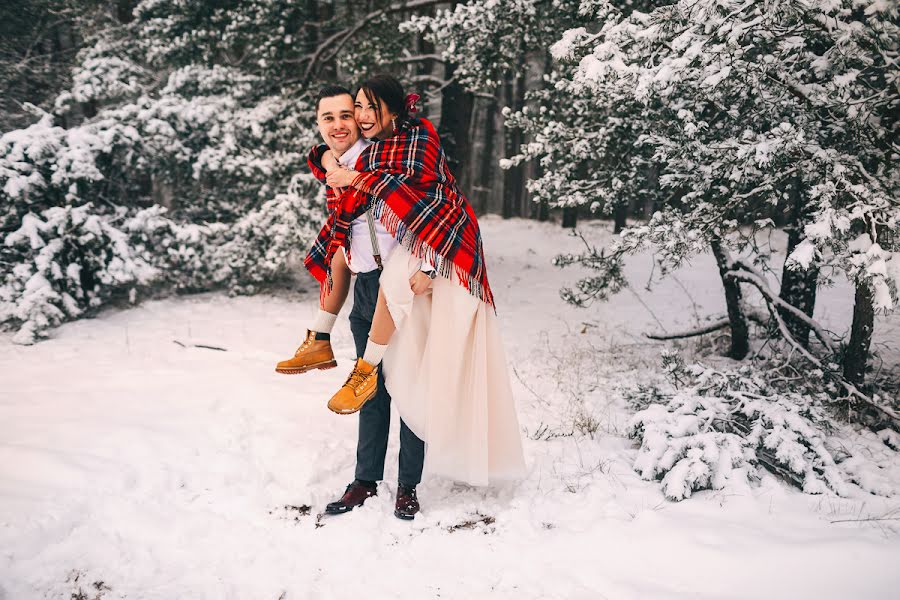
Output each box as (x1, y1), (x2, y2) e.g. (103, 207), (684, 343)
(645, 311), (768, 340)
(173, 340), (227, 352)
(646, 318), (730, 340)
(840, 380), (900, 427)
(830, 517), (900, 524)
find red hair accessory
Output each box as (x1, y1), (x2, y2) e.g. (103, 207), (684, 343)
(405, 93), (420, 113)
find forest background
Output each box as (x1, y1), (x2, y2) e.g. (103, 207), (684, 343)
(1, 0), (899, 498)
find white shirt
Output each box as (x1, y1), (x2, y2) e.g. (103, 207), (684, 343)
(336, 138), (433, 275)
(336, 138), (397, 273)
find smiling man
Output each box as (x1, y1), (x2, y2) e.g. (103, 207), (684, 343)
(288, 84), (426, 520)
(315, 85), (360, 156)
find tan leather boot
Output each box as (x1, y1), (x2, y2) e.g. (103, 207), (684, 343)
(275, 330), (337, 374)
(327, 358), (379, 414)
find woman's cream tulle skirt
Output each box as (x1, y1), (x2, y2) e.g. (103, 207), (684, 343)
(380, 247), (526, 486)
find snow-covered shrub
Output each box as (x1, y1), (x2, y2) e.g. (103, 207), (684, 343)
(215, 174), (323, 295)
(0, 173), (323, 343)
(124, 174), (323, 296)
(626, 361), (870, 501)
(123, 205), (228, 293)
(0, 204), (158, 344)
(0, 112), (144, 226)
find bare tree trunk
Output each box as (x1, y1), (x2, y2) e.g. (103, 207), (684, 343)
(644, 163), (659, 219)
(501, 40), (526, 218)
(473, 96), (498, 214)
(562, 206), (578, 228)
(501, 77), (520, 218)
(438, 67), (474, 190)
(711, 238), (750, 360)
(779, 176), (818, 346)
(843, 279), (874, 386)
(613, 203), (627, 233)
(533, 51), (553, 222)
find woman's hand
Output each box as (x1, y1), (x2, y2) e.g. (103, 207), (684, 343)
(326, 168), (358, 189)
(409, 271), (433, 295)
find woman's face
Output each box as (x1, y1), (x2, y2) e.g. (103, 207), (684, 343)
(355, 89), (397, 140)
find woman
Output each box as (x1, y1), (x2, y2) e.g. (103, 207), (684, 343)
(307, 74), (525, 486)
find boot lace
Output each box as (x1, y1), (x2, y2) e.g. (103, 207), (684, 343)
(295, 332), (316, 355)
(344, 365), (374, 392)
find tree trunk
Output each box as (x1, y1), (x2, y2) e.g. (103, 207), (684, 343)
(644, 163), (659, 219)
(501, 39), (526, 218)
(533, 50), (552, 223)
(438, 69), (474, 190)
(474, 96), (497, 214)
(711, 238), (750, 360)
(843, 279), (874, 386)
(501, 79), (522, 218)
(613, 203), (627, 233)
(779, 176), (818, 346)
(513, 57), (528, 218)
(537, 198), (549, 222)
(562, 206), (578, 228)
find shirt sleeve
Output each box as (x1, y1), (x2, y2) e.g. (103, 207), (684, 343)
(307, 144), (329, 183)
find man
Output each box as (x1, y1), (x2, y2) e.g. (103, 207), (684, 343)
(279, 85), (425, 520)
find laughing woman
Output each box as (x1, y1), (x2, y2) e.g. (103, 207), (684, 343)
(305, 74), (525, 486)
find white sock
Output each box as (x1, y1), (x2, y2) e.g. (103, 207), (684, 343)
(310, 310), (338, 334)
(362, 339), (389, 366)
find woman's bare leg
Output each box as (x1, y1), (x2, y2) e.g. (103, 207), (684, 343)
(369, 287), (396, 344)
(361, 287), (395, 366)
(308, 249), (351, 333)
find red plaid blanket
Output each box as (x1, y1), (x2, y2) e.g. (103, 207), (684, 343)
(304, 118), (494, 307)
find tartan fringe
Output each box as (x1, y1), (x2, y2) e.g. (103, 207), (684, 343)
(371, 198), (495, 309)
(319, 270), (333, 307)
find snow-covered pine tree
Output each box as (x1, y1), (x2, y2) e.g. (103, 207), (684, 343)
(406, 1), (669, 221)
(506, 0), (899, 385)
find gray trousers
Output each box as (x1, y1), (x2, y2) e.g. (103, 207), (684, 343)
(349, 269), (425, 487)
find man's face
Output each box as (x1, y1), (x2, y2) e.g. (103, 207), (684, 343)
(316, 94), (359, 155)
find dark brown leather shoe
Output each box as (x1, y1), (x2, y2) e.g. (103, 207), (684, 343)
(324, 480), (377, 515)
(394, 485), (419, 520)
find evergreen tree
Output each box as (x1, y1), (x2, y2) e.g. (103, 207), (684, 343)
(506, 0), (899, 384)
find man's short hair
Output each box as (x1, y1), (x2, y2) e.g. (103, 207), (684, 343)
(316, 84), (352, 112)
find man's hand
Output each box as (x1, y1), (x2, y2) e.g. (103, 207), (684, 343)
(326, 168), (358, 189)
(322, 151), (340, 173)
(409, 271), (433, 295)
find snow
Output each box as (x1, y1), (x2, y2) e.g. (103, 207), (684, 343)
(1, 217), (898, 599)
(788, 239), (816, 269)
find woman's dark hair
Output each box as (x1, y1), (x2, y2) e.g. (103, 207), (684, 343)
(357, 74), (419, 131)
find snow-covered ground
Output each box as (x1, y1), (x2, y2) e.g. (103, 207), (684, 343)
(2, 217), (898, 600)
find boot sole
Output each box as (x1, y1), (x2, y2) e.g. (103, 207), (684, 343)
(327, 391), (377, 415)
(393, 509), (416, 521)
(275, 360), (337, 374)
